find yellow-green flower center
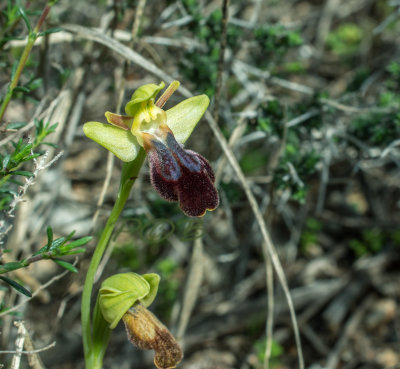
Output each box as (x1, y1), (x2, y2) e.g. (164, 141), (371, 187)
(131, 102), (167, 146)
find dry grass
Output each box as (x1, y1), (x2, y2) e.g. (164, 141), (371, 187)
(1, 1), (400, 369)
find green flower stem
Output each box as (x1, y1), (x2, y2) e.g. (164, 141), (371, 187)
(81, 148), (146, 369)
(0, 4), (51, 124)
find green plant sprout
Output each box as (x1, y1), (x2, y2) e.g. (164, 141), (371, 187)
(254, 337), (284, 368)
(0, 119), (58, 210)
(326, 23), (363, 56)
(81, 81), (219, 368)
(0, 227), (91, 298)
(0, 1), (60, 124)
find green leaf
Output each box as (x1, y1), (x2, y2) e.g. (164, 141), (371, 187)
(14, 86), (30, 93)
(60, 236), (92, 251)
(7, 122), (27, 130)
(0, 262), (22, 273)
(53, 259), (78, 273)
(49, 236), (66, 251)
(59, 248), (86, 256)
(38, 27), (62, 36)
(27, 78), (43, 91)
(32, 245), (47, 257)
(18, 5), (32, 33)
(40, 142), (57, 148)
(24, 153), (40, 162)
(65, 230), (76, 242)
(10, 170), (33, 177)
(12, 142), (33, 161)
(0, 276), (32, 297)
(46, 226), (53, 250)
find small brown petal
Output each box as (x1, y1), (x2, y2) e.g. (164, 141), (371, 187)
(123, 303), (183, 369)
(104, 112), (132, 130)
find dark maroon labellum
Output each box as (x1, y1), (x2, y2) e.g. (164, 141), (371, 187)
(144, 131), (219, 217)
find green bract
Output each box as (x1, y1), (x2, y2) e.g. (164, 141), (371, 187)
(83, 81), (210, 162)
(99, 272), (160, 329)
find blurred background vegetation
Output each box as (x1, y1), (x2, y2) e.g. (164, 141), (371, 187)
(0, 0), (399, 368)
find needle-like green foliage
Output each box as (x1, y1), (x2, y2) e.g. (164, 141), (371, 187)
(0, 226), (91, 297)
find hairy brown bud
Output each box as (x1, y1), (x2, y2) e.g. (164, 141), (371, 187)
(123, 303), (183, 369)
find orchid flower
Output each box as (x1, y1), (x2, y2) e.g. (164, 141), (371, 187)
(83, 81), (219, 217)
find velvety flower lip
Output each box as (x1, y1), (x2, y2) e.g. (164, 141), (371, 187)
(149, 139), (181, 182)
(143, 129), (219, 217)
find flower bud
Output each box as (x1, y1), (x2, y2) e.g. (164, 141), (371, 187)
(123, 303), (183, 369)
(98, 272), (160, 329)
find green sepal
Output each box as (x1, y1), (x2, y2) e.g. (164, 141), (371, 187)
(140, 273), (160, 307)
(98, 272), (160, 329)
(166, 94), (210, 143)
(125, 82), (165, 117)
(83, 122), (140, 162)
